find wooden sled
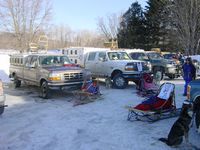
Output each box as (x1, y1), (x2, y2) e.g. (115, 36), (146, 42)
(72, 90), (103, 106)
(127, 82), (181, 122)
(72, 79), (103, 106)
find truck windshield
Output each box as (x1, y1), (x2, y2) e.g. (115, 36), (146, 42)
(163, 53), (176, 59)
(147, 53), (163, 59)
(39, 55), (71, 66)
(108, 52), (130, 60)
(130, 52), (149, 61)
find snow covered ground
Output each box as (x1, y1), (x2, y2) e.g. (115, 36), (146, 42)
(0, 54), (200, 150)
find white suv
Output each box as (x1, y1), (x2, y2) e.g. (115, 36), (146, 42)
(84, 50), (151, 89)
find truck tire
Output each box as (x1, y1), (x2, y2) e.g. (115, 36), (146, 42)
(113, 74), (127, 89)
(168, 74), (175, 79)
(14, 77), (21, 88)
(40, 81), (50, 99)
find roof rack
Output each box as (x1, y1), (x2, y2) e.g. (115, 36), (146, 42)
(28, 35), (48, 53)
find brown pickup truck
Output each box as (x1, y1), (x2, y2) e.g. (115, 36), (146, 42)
(9, 53), (88, 98)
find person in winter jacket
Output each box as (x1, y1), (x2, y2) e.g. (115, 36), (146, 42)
(182, 57), (196, 96)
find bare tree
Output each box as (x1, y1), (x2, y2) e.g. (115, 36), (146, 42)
(168, 0), (200, 55)
(47, 25), (105, 49)
(47, 24), (77, 49)
(0, 0), (52, 51)
(75, 30), (105, 47)
(97, 13), (122, 41)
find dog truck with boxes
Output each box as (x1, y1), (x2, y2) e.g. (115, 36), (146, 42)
(63, 47), (110, 67)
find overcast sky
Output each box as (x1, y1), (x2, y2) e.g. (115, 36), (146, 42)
(52, 0), (147, 31)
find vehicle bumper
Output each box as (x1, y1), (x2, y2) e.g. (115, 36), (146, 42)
(165, 67), (177, 74)
(122, 73), (141, 80)
(47, 80), (84, 87)
(165, 67), (180, 77)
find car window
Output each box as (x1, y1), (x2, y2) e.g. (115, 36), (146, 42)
(130, 52), (149, 60)
(98, 52), (106, 61)
(163, 54), (176, 59)
(30, 56), (38, 67)
(25, 56), (32, 67)
(88, 52), (96, 61)
(147, 53), (163, 59)
(39, 56), (71, 66)
(108, 52), (130, 60)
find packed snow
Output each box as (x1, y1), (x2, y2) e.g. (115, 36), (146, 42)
(0, 54), (200, 150)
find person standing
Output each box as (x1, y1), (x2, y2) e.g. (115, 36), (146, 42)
(182, 57), (196, 96)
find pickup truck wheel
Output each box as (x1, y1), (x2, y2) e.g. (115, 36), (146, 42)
(113, 74), (127, 89)
(168, 74), (175, 79)
(14, 78), (21, 88)
(40, 81), (49, 99)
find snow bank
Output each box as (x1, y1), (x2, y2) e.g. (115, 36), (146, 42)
(0, 54), (10, 83)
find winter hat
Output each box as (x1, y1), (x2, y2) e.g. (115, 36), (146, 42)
(186, 57), (191, 62)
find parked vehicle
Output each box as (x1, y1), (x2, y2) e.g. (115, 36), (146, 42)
(9, 53), (88, 99)
(127, 50), (179, 79)
(84, 50), (151, 89)
(162, 52), (182, 78)
(192, 59), (200, 77)
(187, 79), (200, 132)
(162, 52), (176, 58)
(63, 47), (110, 67)
(162, 52), (179, 64)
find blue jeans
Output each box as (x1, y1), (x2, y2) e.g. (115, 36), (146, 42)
(184, 79), (192, 95)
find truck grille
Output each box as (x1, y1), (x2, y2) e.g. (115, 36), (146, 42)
(64, 73), (83, 80)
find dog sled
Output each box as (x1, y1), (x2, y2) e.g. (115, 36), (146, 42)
(136, 72), (159, 97)
(72, 79), (103, 106)
(127, 82), (181, 122)
(0, 80), (7, 115)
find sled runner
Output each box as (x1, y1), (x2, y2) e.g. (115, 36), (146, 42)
(127, 82), (181, 122)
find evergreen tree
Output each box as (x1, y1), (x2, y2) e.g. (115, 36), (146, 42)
(144, 0), (169, 50)
(118, 2), (146, 49)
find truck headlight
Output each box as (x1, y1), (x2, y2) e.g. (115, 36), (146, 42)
(125, 65), (134, 71)
(48, 73), (61, 81)
(187, 85), (191, 100)
(166, 64), (174, 68)
(147, 61), (152, 71)
(166, 60), (176, 68)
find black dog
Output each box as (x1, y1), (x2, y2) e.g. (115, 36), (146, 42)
(159, 102), (193, 146)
